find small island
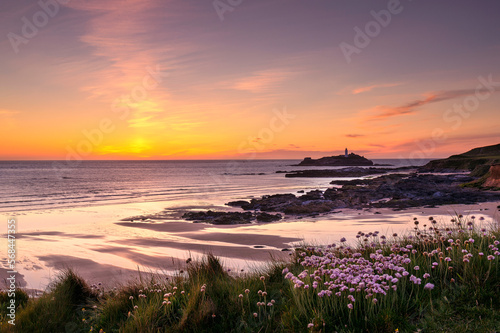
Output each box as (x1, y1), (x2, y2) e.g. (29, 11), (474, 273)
(296, 148), (374, 166)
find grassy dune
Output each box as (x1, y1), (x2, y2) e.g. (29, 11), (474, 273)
(2, 215), (500, 332)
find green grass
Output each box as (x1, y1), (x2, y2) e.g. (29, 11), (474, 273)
(2, 215), (500, 332)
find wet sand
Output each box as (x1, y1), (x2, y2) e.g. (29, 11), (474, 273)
(1, 200), (499, 290)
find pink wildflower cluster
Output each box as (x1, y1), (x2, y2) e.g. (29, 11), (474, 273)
(284, 246), (425, 304)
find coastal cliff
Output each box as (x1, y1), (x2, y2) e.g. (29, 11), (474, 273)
(422, 143), (500, 174)
(484, 164), (500, 188)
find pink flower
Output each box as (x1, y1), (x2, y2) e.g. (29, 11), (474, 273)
(347, 303), (353, 309)
(424, 283), (434, 290)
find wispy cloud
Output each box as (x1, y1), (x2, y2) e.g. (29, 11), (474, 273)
(345, 134), (365, 138)
(351, 82), (402, 94)
(231, 69), (295, 94)
(363, 89), (488, 121)
(0, 109), (20, 116)
(58, 0), (199, 132)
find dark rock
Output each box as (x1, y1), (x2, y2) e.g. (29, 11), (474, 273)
(182, 211), (253, 225)
(284, 167), (384, 178)
(283, 200), (336, 215)
(240, 193), (301, 212)
(256, 212), (282, 222)
(226, 200), (250, 207)
(299, 190), (323, 200)
(283, 166), (415, 178)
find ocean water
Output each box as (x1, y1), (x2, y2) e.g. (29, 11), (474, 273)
(0, 159), (431, 213)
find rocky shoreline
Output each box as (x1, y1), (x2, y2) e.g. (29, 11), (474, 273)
(182, 170), (500, 225)
(176, 144), (500, 225)
(277, 166), (415, 178)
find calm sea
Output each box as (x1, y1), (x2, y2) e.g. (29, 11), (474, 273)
(0, 159), (431, 213)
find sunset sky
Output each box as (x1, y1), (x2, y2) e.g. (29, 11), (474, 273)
(1, 0), (500, 160)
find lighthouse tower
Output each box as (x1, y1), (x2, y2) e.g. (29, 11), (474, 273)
(345, 148), (348, 158)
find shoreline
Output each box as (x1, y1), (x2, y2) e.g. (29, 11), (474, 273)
(2, 198), (499, 291)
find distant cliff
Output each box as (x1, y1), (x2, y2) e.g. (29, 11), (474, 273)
(422, 143), (500, 175)
(297, 153), (374, 166)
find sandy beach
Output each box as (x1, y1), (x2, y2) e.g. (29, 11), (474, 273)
(2, 198), (499, 291)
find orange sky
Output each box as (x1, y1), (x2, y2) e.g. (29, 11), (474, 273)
(1, 0), (500, 160)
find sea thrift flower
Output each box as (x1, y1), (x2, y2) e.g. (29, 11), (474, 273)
(424, 283), (435, 290)
(347, 303), (353, 309)
(423, 273), (430, 278)
(253, 313), (258, 318)
(414, 266), (420, 271)
(308, 323), (314, 328)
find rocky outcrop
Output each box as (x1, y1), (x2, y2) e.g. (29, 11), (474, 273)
(225, 173), (500, 214)
(484, 164), (500, 188)
(297, 153), (373, 166)
(188, 171), (500, 223)
(182, 211), (282, 224)
(280, 166), (414, 178)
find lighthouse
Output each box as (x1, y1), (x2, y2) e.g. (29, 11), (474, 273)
(345, 148), (348, 158)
